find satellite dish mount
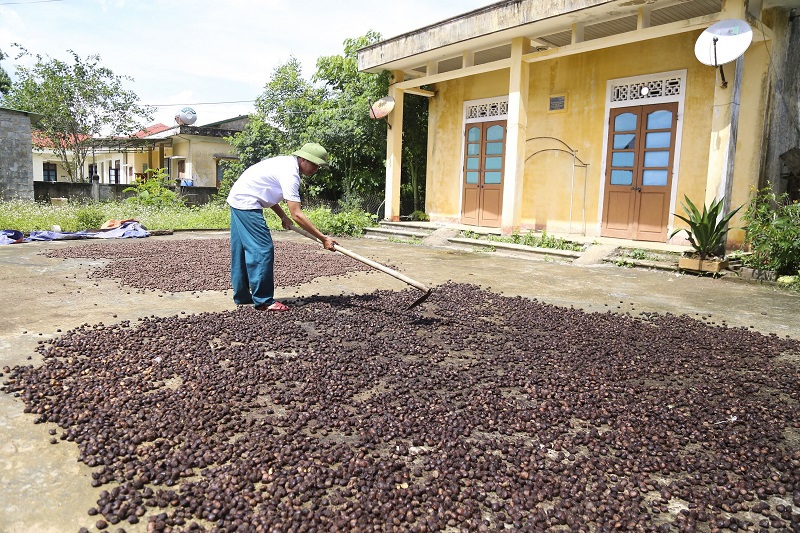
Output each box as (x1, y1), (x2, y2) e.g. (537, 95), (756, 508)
(694, 19), (753, 89)
(369, 96), (395, 129)
(712, 37), (728, 88)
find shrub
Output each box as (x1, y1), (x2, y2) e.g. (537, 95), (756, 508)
(741, 188), (800, 274)
(264, 205), (376, 237)
(123, 168), (183, 207)
(75, 202), (106, 230)
(462, 230), (584, 252)
(411, 210), (430, 222)
(670, 196), (741, 260)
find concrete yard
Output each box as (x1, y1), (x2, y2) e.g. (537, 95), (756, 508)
(1, 231), (798, 532)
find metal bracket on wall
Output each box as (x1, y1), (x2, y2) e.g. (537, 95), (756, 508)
(524, 136), (589, 236)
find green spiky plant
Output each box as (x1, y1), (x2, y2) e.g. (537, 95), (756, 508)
(670, 196), (742, 260)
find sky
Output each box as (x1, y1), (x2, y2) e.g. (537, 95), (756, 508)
(0, 0), (492, 128)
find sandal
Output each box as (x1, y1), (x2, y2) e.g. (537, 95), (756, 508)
(256, 301), (289, 311)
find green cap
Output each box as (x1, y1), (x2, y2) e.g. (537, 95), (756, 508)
(292, 143), (330, 168)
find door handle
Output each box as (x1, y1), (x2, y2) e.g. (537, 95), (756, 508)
(631, 186), (642, 192)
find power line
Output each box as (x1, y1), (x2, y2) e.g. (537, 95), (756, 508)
(148, 100), (256, 107)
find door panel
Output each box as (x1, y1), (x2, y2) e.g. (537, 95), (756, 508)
(601, 102), (677, 241)
(462, 125), (482, 226)
(605, 190), (636, 232)
(463, 188), (480, 225)
(480, 188), (503, 226)
(602, 109), (639, 238)
(461, 120), (505, 228)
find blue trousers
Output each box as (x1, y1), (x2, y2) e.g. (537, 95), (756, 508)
(230, 207), (275, 307)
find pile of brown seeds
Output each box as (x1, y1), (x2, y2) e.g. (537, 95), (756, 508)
(3, 283), (799, 532)
(43, 238), (371, 292)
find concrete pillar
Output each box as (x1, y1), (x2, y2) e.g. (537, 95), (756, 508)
(385, 70), (405, 221)
(571, 23), (585, 44)
(91, 175), (100, 202)
(501, 37), (530, 234)
(637, 7), (651, 29)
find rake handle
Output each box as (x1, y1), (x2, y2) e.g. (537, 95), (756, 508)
(288, 225), (430, 293)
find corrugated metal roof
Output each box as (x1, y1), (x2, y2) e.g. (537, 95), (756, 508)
(475, 43), (512, 65)
(533, 0), (721, 49)
(585, 15), (638, 41)
(438, 56), (464, 73)
(650, 0), (722, 26)
(538, 30), (571, 48)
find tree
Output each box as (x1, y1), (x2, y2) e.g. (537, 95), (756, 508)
(223, 31), (429, 211)
(0, 49), (11, 96)
(3, 48), (153, 182)
(402, 92), (430, 213)
(311, 31), (390, 200)
(219, 58), (323, 201)
(256, 57), (324, 152)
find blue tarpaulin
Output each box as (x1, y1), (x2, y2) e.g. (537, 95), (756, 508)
(1, 221), (150, 245)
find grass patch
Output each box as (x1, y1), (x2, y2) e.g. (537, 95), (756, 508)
(0, 200), (376, 237)
(462, 230), (585, 252)
(387, 236), (423, 245)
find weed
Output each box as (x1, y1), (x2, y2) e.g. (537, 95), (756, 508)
(628, 249), (652, 261)
(461, 230), (584, 252)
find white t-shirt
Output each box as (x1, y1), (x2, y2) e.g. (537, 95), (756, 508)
(226, 155), (301, 210)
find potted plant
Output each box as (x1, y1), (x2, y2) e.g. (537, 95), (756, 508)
(670, 195), (741, 273)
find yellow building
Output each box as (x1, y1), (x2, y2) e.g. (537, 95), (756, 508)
(31, 117), (245, 188)
(358, 0), (796, 246)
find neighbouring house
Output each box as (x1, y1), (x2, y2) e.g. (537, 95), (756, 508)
(31, 115), (246, 189)
(134, 116), (246, 188)
(358, 0), (800, 246)
(0, 105), (43, 200)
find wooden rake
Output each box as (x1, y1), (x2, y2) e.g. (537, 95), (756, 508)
(289, 225), (432, 310)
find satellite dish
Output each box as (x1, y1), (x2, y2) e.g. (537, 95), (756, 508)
(175, 107), (197, 126)
(694, 19), (752, 67)
(369, 96), (395, 119)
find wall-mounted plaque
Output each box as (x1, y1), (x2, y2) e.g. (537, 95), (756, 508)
(549, 94), (566, 112)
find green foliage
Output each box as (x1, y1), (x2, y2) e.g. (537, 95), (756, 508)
(123, 168), (183, 207)
(219, 58), (325, 203)
(75, 202), (105, 230)
(410, 210), (430, 222)
(402, 93), (430, 213)
(0, 199), (230, 232)
(3, 46), (153, 182)
(670, 196), (742, 260)
(263, 205), (375, 237)
(462, 230), (585, 252)
(225, 33), (397, 204)
(388, 236), (423, 245)
(310, 208), (376, 237)
(741, 188), (800, 274)
(628, 249), (652, 260)
(0, 48), (10, 95)
(311, 32), (390, 198)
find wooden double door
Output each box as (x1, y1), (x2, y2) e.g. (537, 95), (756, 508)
(601, 103), (678, 241)
(461, 120), (506, 227)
